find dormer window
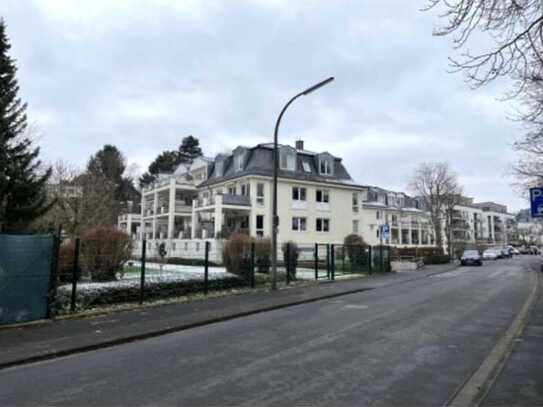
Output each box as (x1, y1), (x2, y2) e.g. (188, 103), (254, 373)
(317, 153), (334, 176)
(233, 147), (248, 172)
(280, 146), (296, 171)
(320, 160), (331, 175)
(215, 161), (224, 177)
(235, 154), (244, 171)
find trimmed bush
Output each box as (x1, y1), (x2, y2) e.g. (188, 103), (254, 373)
(80, 226), (133, 282)
(343, 234), (368, 267)
(148, 257), (221, 267)
(57, 241), (76, 283)
(56, 275), (244, 311)
(222, 232), (252, 277)
(424, 254), (451, 265)
(255, 238), (271, 274)
(282, 241), (299, 279)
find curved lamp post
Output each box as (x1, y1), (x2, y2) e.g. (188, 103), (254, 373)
(271, 77), (335, 290)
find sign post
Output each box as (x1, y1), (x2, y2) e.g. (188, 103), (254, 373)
(530, 187), (543, 218)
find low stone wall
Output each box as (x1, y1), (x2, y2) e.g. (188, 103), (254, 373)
(391, 260), (423, 272)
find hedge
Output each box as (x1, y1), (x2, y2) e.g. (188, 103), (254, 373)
(56, 275), (245, 311)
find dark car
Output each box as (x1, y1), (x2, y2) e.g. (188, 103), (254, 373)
(461, 250), (483, 266)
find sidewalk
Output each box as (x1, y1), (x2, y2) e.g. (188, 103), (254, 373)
(482, 268), (543, 406)
(0, 263), (457, 369)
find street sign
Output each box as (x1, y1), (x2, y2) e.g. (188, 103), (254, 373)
(530, 187), (543, 218)
(380, 224), (390, 240)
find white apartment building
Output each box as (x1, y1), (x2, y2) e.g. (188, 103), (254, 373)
(121, 140), (517, 259)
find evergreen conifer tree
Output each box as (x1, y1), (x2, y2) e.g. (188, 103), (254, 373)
(0, 19), (51, 231)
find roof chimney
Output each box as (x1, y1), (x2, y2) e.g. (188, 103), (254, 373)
(295, 140), (304, 150)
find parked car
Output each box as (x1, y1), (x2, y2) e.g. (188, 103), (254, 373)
(530, 246), (540, 255)
(461, 250), (483, 266)
(500, 247), (513, 258)
(483, 249), (499, 260)
(512, 248), (520, 255)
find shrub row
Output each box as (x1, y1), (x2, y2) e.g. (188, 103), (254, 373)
(423, 254), (451, 265)
(148, 257), (222, 267)
(56, 275), (245, 311)
(222, 233), (299, 278)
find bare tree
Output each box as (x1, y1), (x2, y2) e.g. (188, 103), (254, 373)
(409, 162), (463, 251)
(426, 0), (543, 94)
(427, 1), (543, 188)
(32, 160), (118, 237)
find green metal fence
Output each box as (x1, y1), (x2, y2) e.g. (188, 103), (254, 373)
(0, 234), (55, 325)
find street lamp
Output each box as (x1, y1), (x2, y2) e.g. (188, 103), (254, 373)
(270, 76), (335, 290)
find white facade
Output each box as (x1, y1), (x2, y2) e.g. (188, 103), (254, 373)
(119, 141), (518, 259)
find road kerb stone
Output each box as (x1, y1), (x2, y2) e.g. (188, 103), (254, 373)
(447, 263), (541, 407)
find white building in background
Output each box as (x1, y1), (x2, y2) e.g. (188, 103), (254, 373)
(120, 140), (518, 259)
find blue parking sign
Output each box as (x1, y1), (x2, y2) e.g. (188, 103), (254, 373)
(530, 187), (543, 217)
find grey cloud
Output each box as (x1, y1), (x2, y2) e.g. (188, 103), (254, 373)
(2, 0), (526, 210)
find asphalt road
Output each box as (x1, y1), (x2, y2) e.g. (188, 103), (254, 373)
(0, 257), (537, 406)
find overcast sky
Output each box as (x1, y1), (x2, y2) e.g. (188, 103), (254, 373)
(3, 0), (527, 211)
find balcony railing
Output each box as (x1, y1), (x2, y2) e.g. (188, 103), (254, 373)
(195, 194), (252, 208)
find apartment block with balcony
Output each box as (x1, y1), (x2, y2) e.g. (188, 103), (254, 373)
(195, 141), (370, 246)
(119, 140), (518, 260)
(360, 188), (435, 247)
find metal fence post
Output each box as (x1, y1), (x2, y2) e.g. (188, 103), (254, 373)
(286, 242), (291, 285)
(204, 241), (210, 294)
(368, 246), (373, 275)
(314, 243), (319, 280)
(326, 244), (330, 279)
(250, 242), (255, 288)
(140, 239), (146, 304)
(380, 244), (384, 272)
(331, 244), (335, 280)
(70, 238), (80, 313)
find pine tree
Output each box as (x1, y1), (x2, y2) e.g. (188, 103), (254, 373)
(0, 18), (51, 232)
(179, 135), (202, 159)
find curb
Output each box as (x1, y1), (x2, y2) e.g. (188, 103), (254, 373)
(446, 261), (541, 406)
(0, 286), (374, 371)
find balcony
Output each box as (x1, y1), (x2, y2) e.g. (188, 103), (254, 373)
(195, 194), (251, 209)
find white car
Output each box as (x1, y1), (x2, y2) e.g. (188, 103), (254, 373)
(483, 249), (498, 260)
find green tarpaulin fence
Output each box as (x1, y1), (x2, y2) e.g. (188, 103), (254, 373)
(0, 234), (54, 325)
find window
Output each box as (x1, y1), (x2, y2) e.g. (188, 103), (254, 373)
(240, 183), (250, 196)
(352, 193), (359, 212)
(302, 162), (311, 172)
(215, 161), (224, 177)
(235, 154), (244, 171)
(256, 215), (264, 237)
(392, 214), (398, 225)
(184, 242), (188, 250)
(376, 210), (381, 220)
(376, 228), (380, 238)
(316, 189), (329, 203)
(353, 220), (359, 233)
(316, 218), (330, 232)
(228, 184), (236, 195)
(172, 243), (176, 251)
(256, 183), (264, 206)
(292, 217), (307, 231)
(292, 186), (307, 201)
(280, 148), (296, 171)
(319, 158), (332, 175)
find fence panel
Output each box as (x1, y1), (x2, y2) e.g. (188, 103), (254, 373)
(371, 245), (392, 272)
(332, 244), (371, 276)
(0, 234), (54, 325)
